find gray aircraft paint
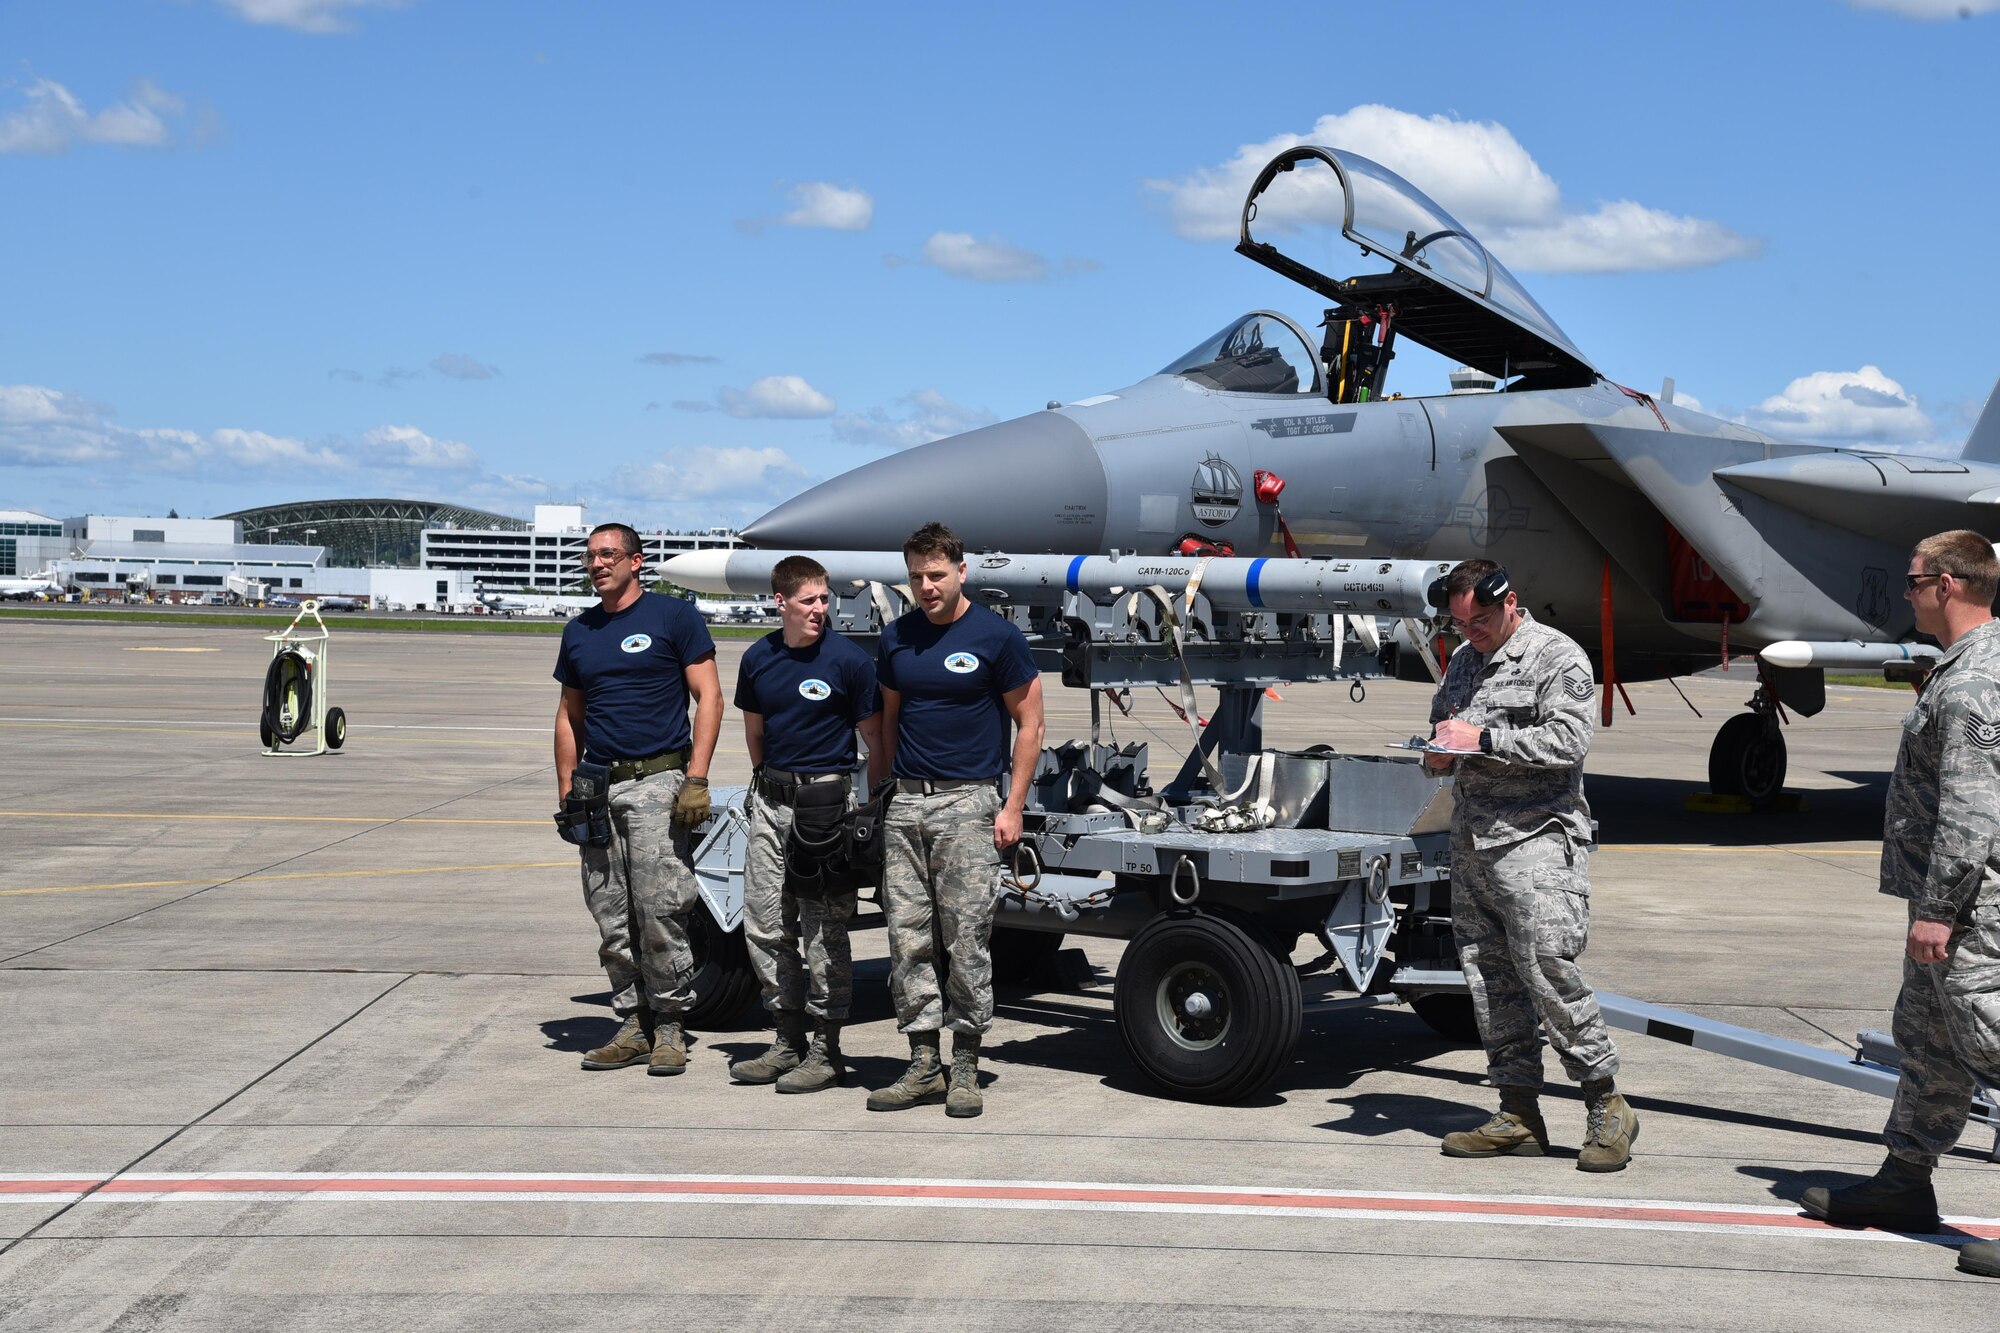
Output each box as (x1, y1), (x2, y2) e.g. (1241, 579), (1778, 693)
(743, 145), (2000, 690)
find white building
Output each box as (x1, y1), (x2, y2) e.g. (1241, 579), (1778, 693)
(420, 503), (744, 595)
(64, 514), (241, 544)
(0, 509), (66, 578)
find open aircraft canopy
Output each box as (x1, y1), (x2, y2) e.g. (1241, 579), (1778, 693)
(1237, 145), (1598, 388)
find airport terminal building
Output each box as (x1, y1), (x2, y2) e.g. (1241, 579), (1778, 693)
(6, 500), (743, 606)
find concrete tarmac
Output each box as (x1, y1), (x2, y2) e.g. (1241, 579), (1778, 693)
(1, 617), (1995, 1330)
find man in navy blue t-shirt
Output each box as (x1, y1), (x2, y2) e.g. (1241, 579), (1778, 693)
(727, 555), (887, 1094)
(553, 522), (721, 1077)
(865, 522), (1043, 1119)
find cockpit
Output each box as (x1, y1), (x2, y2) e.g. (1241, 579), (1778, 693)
(1160, 311), (1322, 395)
(1203, 145), (1599, 405)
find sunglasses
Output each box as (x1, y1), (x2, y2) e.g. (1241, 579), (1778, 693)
(1905, 572), (1945, 589)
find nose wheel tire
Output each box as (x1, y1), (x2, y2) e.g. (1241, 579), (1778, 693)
(1708, 712), (1787, 806)
(1114, 911), (1301, 1103)
(681, 909), (759, 1029)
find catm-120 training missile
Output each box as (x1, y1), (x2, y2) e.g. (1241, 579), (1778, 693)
(659, 548), (1453, 619)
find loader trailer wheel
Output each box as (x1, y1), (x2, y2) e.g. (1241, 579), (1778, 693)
(681, 909), (759, 1029)
(324, 706), (347, 750)
(991, 925), (1065, 986)
(1114, 912), (1301, 1103)
(1409, 992), (1482, 1045)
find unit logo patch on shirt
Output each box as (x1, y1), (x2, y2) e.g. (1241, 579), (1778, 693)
(619, 634), (653, 654)
(798, 678), (832, 701)
(944, 652), (980, 674)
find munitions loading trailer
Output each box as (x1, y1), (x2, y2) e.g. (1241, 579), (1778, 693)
(682, 555), (1997, 1144)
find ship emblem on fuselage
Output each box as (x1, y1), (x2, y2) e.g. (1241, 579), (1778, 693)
(1190, 453), (1242, 529)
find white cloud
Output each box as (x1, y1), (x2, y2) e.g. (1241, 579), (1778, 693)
(430, 353), (500, 381)
(359, 424), (480, 470)
(215, 0), (409, 33)
(612, 444), (812, 502)
(1851, 1), (1998, 17)
(0, 383), (544, 498)
(780, 182), (873, 231)
(919, 232), (1050, 283)
(715, 374), (835, 419)
(1486, 201), (1762, 274)
(832, 389), (997, 451)
(1742, 366), (1936, 444)
(0, 78), (186, 155)
(1146, 105), (1758, 274)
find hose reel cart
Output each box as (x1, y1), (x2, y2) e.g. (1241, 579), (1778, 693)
(260, 599), (348, 755)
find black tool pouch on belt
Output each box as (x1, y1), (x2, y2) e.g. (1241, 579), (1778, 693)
(784, 780), (857, 900)
(845, 778), (894, 880)
(560, 761), (614, 848)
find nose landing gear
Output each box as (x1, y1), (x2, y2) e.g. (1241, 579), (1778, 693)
(1708, 686), (1788, 807)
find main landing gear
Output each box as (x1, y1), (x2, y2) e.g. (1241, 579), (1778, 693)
(1708, 685), (1787, 807)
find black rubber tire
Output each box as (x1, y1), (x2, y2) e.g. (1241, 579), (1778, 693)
(1409, 993), (1482, 1045)
(991, 926), (1065, 985)
(1113, 911), (1302, 1103)
(1708, 712), (1786, 805)
(681, 910), (759, 1029)
(324, 706), (347, 750)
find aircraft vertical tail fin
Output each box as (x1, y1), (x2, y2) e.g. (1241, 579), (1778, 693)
(1958, 374), (2000, 463)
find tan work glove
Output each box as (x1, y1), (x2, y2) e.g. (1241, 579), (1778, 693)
(672, 775), (711, 829)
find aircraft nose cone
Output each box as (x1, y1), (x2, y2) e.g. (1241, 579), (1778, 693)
(741, 412), (1107, 552)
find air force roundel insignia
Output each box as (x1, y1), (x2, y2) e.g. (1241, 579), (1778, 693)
(798, 678), (832, 701)
(1561, 667), (1594, 701)
(620, 634), (653, 654)
(1963, 715), (2000, 750)
(944, 652), (980, 674)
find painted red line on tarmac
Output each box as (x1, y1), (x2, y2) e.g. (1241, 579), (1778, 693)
(76, 1174), (2000, 1239)
(0, 1178), (103, 1195)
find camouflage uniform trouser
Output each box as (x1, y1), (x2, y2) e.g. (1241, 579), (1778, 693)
(579, 767), (699, 1019)
(882, 783), (1003, 1036)
(743, 786), (857, 1023)
(1885, 898), (2000, 1168)
(1452, 826), (1619, 1089)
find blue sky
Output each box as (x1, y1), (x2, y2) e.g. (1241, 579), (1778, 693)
(2, 0), (1996, 530)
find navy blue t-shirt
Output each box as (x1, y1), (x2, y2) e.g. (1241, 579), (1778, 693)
(877, 603), (1038, 780)
(733, 630), (880, 774)
(553, 592), (716, 761)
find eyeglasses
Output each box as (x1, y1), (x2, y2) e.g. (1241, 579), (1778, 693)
(1905, 572), (1944, 589)
(1451, 607), (1504, 635)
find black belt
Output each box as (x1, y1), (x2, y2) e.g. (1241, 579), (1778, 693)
(756, 769), (848, 805)
(603, 748), (689, 783)
(894, 776), (996, 796)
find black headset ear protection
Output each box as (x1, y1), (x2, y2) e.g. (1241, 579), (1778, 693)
(1426, 567), (1513, 613)
(1473, 567), (1512, 606)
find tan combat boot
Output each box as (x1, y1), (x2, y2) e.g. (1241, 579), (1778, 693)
(1441, 1089), (1549, 1158)
(775, 1021), (844, 1095)
(647, 1020), (688, 1076)
(730, 1012), (807, 1085)
(579, 1012), (651, 1070)
(1577, 1078), (1639, 1172)
(945, 1032), (983, 1119)
(865, 1032), (945, 1111)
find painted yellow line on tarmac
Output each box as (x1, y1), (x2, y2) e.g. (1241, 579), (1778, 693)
(0, 810), (545, 826)
(0, 860), (571, 897)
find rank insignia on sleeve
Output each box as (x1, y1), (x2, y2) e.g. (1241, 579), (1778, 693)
(1963, 715), (2000, 750)
(1561, 667), (1595, 701)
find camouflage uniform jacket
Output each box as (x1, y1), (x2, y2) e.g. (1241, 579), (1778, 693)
(1880, 617), (2000, 923)
(1428, 611), (1595, 851)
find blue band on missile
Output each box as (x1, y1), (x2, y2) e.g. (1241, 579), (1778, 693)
(1066, 555), (1085, 594)
(1246, 558), (1268, 608)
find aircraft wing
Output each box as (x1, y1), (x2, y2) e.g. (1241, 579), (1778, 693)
(1498, 417), (2000, 644)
